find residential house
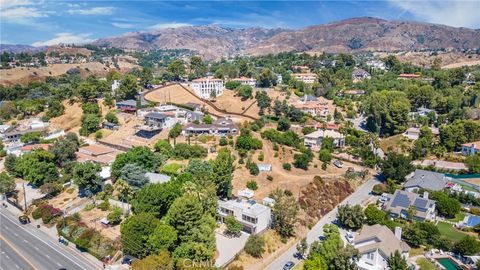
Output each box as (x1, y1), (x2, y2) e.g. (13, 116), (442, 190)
(366, 60), (386, 70)
(182, 118), (238, 137)
(191, 77), (224, 99)
(352, 69), (371, 81)
(409, 107), (436, 118)
(116, 100), (148, 112)
(3, 127), (46, 143)
(142, 112), (176, 130)
(232, 77), (257, 87)
(402, 126), (439, 140)
(291, 65), (310, 73)
(291, 101), (330, 117)
(301, 94), (318, 102)
(461, 141), (480, 156)
(218, 199), (271, 235)
(353, 225), (410, 270)
(291, 73), (317, 84)
(398, 74), (421, 80)
(76, 144), (122, 165)
(404, 169), (450, 192)
(102, 121), (119, 130)
(258, 164), (272, 172)
(111, 80), (120, 94)
(382, 190), (436, 221)
(304, 130), (345, 149)
(344, 89), (366, 96)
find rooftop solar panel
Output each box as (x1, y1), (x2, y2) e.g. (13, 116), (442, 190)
(391, 193), (411, 208)
(413, 198), (428, 209)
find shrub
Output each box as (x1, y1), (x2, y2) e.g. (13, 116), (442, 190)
(258, 152), (264, 161)
(248, 162), (259, 176)
(224, 215), (243, 236)
(95, 130), (103, 139)
(219, 137), (228, 146)
(372, 184), (387, 195)
(97, 199), (110, 211)
(245, 235), (265, 258)
(107, 207), (123, 225)
(247, 180), (258, 190)
(84, 203), (95, 211)
(267, 175), (273, 181)
(283, 163), (291, 171)
(32, 204), (62, 224)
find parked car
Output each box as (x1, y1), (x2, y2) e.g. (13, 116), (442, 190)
(122, 255), (135, 265)
(333, 160), (343, 168)
(345, 231), (355, 243)
(283, 261), (295, 270)
(18, 215), (30, 224)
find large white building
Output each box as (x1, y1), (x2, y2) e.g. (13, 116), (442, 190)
(191, 77), (224, 99)
(291, 73), (317, 84)
(232, 77), (257, 87)
(304, 129), (345, 149)
(218, 199), (271, 235)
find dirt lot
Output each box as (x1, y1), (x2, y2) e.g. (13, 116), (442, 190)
(379, 134), (413, 154)
(80, 208), (120, 241)
(0, 60), (138, 86)
(215, 90), (260, 117)
(232, 133), (370, 201)
(48, 101), (83, 132)
(463, 179), (480, 186)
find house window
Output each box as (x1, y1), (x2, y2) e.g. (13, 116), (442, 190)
(221, 208), (233, 215)
(242, 214), (258, 224)
(367, 252), (374, 260)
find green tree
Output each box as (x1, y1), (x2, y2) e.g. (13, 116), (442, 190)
(387, 251), (408, 270)
(117, 74), (139, 100)
(49, 133), (79, 166)
(107, 207), (123, 225)
(121, 213), (161, 258)
(154, 139), (173, 156)
(466, 154), (480, 173)
(296, 238), (308, 258)
(380, 152), (413, 183)
(189, 56), (206, 79)
(147, 224), (178, 253)
(0, 172), (15, 195)
(211, 148), (235, 198)
(105, 111), (119, 124)
(45, 99), (65, 118)
(304, 254), (328, 270)
(319, 149), (332, 163)
(132, 180), (184, 218)
(166, 195), (205, 239)
(225, 80), (241, 90)
(203, 114), (213, 124)
(119, 163), (149, 189)
(76, 81), (97, 102)
(167, 59), (186, 81)
(224, 215), (243, 236)
(80, 114), (101, 136)
(255, 91), (272, 115)
(131, 251), (173, 270)
(270, 189), (299, 238)
(257, 68), (276, 87)
(111, 146), (159, 179)
(237, 85), (253, 100)
(72, 161), (101, 194)
(20, 131), (42, 144)
(453, 236), (480, 256)
(169, 123), (182, 146)
(337, 204), (364, 230)
(14, 150), (58, 186)
(277, 117), (291, 131)
(431, 191), (461, 218)
(363, 204), (386, 225)
(244, 235), (265, 258)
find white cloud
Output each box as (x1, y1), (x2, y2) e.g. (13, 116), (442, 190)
(0, 0), (33, 9)
(389, 0), (480, 28)
(32, 33), (94, 47)
(112, 22), (136, 29)
(68, 7), (114, 15)
(148, 22), (192, 30)
(1, 6), (46, 19)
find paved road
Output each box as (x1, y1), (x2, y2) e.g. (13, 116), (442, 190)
(265, 176), (381, 270)
(0, 208), (100, 270)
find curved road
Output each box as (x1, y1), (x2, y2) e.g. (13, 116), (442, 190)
(0, 209), (101, 270)
(264, 176), (381, 270)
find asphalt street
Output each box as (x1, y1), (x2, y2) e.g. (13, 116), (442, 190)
(265, 176), (381, 270)
(0, 208), (99, 270)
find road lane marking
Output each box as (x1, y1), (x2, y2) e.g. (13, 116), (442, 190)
(33, 246), (39, 251)
(0, 235), (37, 270)
(13, 233), (18, 237)
(45, 254), (50, 258)
(0, 211), (91, 270)
(15, 264), (19, 269)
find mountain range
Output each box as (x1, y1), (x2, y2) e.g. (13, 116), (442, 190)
(3, 17), (480, 59)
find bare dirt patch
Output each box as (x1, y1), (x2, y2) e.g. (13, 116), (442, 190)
(80, 208), (121, 241)
(379, 134), (413, 154)
(49, 101), (83, 132)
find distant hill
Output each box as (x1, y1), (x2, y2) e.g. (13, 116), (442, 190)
(0, 44), (46, 53)
(94, 17), (480, 59)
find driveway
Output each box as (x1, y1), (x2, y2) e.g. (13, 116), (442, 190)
(215, 231), (249, 267)
(264, 176), (381, 270)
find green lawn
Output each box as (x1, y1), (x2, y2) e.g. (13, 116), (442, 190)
(436, 222), (468, 242)
(446, 212), (466, 222)
(410, 247), (426, 257)
(161, 163), (183, 176)
(417, 258), (437, 270)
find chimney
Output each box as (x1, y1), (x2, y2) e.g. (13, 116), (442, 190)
(394, 227), (402, 240)
(423, 191), (429, 199)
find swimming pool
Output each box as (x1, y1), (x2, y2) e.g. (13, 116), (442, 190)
(436, 258), (462, 270)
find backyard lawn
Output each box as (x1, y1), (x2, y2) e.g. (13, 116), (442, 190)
(445, 212), (466, 222)
(436, 222), (468, 242)
(417, 258), (437, 270)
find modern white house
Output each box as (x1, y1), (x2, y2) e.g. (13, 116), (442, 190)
(304, 130), (345, 149)
(232, 77), (257, 87)
(353, 225), (410, 270)
(191, 77), (224, 99)
(461, 141), (480, 156)
(291, 73), (317, 84)
(218, 199), (271, 235)
(352, 68), (371, 81)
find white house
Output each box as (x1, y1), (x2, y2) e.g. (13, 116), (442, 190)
(304, 130), (345, 149)
(383, 190), (436, 221)
(461, 141), (480, 156)
(232, 77), (256, 87)
(218, 199), (271, 235)
(291, 73), (317, 84)
(258, 163), (272, 172)
(352, 69), (371, 81)
(353, 225), (410, 270)
(191, 77), (224, 99)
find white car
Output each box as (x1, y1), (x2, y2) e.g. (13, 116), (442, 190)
(345, 232), (355, 243)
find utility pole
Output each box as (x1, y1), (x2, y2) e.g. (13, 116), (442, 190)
(22, 183), (27, 212)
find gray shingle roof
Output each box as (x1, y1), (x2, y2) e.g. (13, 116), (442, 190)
(404, 169), (449, 191)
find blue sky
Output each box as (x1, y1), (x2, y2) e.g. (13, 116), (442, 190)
(1, 0), (479, 46)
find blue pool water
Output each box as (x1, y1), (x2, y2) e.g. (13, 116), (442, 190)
(436, 258), (462, 270)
